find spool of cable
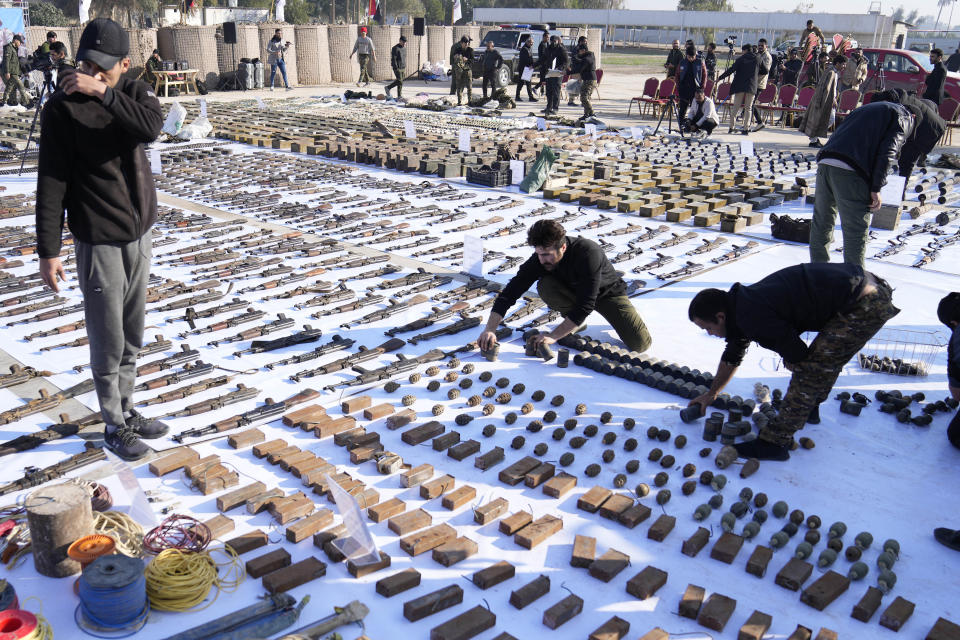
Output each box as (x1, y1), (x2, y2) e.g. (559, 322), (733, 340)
(0, 581), (18, 612)
(75, 554), (149, 638)
(0, 610), (37, 640)
(68, 535), (116, 570)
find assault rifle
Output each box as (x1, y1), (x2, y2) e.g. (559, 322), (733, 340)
(656, 261), (704, 280)
(294, 285), (356, 310)
(208, 314), (295, 346)
(489, 256), (524, 274)
(367, 268), (432, 291)
(0, 443), (107, 496)
(465, 196), (510, 208)
(686, 237), (727, 255)
(516, 203), (556, 218)
(0, 412), (100, 457)
(233, 325), (323, 357)
(386, 301), (469, 336)
(651, 231), (697, 250)
(134, 361), (215, 391)
(575, 215), (612, 231)
(0, 296), (66, 318)
(178, 309), (266, 338)
(311, 293), (385, 319)
(444, 217), (503, 233)
(0, 289), (57, 308)
(412, 242), (462, 257)
(446, 326), (513, 357)
(289, 338), (406, 382)
(39, 335), (88, 351)
(158, 384), (260, 420)
(432, 277), (499, 302)
(25, 319), (86, 342)
(323, 348), (447, 391)
(144, 279), (220, 304)
(236, 268), (326, 294)
(0, 365), (52, 389)
(137, 374), (232, 407)
(502, 297), (546, 324)
(873, 239), (908, 259)
(634, 253), (673, 272)
(265, 335), (356, 370)
(490, 199), (522, 211)
(482, 219), (525, 239)
(409, 316), (482, 345)
(340, 295), (429, 329)
(427, 211), (467, 226)
(172, 388), (320, 443)
(393, 276), (454, 298)
(711, 241), (759, 264)
(385, 237), (440, 252)
(338, 264), (400, 283)
(150, 290), (224, 313)
(0, 378), (95, 426)
(612, 241), (644, 264)
(181, 298), (249, 327)
(518, 310), (562, 331)
(601, 222), (647, 237)
(133, 345), (200, 376)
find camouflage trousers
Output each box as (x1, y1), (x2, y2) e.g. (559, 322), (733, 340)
(760, 275), (900, 446)
(455, 69), (473, 104)
(358, 54), (372, 84)
(580, 80), (596, 118)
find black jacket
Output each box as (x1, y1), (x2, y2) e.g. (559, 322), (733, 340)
(676, 56), (706, 98)
(665, 48), (683, 75)
(782, 58), (803, 85)
(817, 101), (912, 193)
(721, 264), (868, 366)
(717, 51), (767, 95)
(519, 45), (535, 72)
(876, 89), (946, 177)
(36, 77), (162, 258)
(948, 52), (960, 73)
(537, 39), (549, 67)
(924, 61), (947, 104)
(492, 236), (627, 326)
(543, 43), (568, 74)
(390, 43), (406, 71)
(576, 51), (596, 82)
(482, 49), (503, 72)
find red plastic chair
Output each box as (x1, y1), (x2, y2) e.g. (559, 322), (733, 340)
(753, 84), (778, 124)
(714, 81), (732, 120)
(629, 77), (660, 116)
(939, 97), (960, 144)
(593, 69), (603, 99)
(861, 91), (875, 104)
(835, 88), (862, 125)
(703, 79), (714, 98)
(761, 84), (796, 126)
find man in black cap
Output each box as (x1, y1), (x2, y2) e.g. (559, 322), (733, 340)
(35, 18), (165, 461)
(384, 35), (406, 99)
(449, 35), (471, 96)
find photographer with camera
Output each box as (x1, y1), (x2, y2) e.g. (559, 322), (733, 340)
(717, 43), (767, 135)
(840, 47), (868, 93)
(267, 29), (292, 91)
(2, 34), (31, 107)
(34, 31), (58, 59)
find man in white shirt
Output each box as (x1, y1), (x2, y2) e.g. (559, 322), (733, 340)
(684, 88), (719, 137)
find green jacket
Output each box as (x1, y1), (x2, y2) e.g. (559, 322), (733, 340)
(3, 43), (21, 77)
(36, 42), (51, 56)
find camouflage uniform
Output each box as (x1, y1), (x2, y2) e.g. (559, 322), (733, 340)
(759, 277), (900, 447)
(2, 43), (30, 107)
(580, 79), (596, 118)
(453, 51), (473, 105)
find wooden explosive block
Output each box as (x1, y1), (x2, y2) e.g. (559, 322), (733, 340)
(279, 451), (315, 472)
(787, 624), (813, 640)
(710, 532), (745, 564)
(313, 416), (357, 439)
(813, 629), (838, 640)
(347, 550), (391, 578)
(588, 548), (630, 583)
(430, 605), (496, 640)
(472, 561), (515, 589)
(228, 428), (264, 449)
(263, 556), (326, 594)
(647, 514), (676, 542)
(447, 439), (480, 461)
(441, 485), (476, 510)
(224, 530), (268, 556)
(738, 610), (773, 640)
(499, 510), (532, 535)
(543, 594), (583, 629)
(598, 493), (634, 520)
(252, 439), (287, 458)
(589, 616), (630, 640)
(363, 403), (394, 420)
(283, 404), (326, 426)
(299, 463), (337, 488)
(475, 446), (505, 470)
(515, 514), (562, 549)
(388, 508), (431, 535)
(195, 468), (238, 495)
(801, 570), (850, 611)
(376, 568), (421, 597)
(285, 509), (333, 543)
(577, 486), (612, 513)
(571, 534), (596, 568)
(433, 431), (460, 451)
(775, 557), (813, 591)
(626, 566), (667, 600)
(498, 456), (541, 485)
(543, 472), (577, 498)
(432, 536), (477, 567)
(217, 482), (267, 512)
(679, 584), (706, 619)
(201, 514), (234, 539)
(420, 474), (455, 499)
(746, 545), (774, 578)
(852, 586), (884, 622)
(638, 629), (669, 640)
(926, 617), (960, 640)
(400, 523), (456, 556)
(266, 446), (301, 465)
(681, 527), (710, 557)
(246, 548), (292, 579)
(880, 596), (916, 632)
(474, 497), (508, 525)
(386, 408), (416, 430)
(149, 448), (199, 476)
(341, 395), (372, 414)
(402, 420), (445, 445)
(694, 211), (722, 227)
(269, 493), (315, 524)
(524, 462), (555, 488)
(698, 593), (737, 632)
(403, 584), (464, 622)
(369, 498), (405, 523)
(401, 463), (433, 487)
(618, 502), (651, 528)
(510, 575), (550, 609)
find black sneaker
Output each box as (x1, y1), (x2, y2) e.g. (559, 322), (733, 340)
(809, 140), (823, 148)
(125, 409), (169, 439)
(105, 428), (150, 461)
(934, 527), (960, 551)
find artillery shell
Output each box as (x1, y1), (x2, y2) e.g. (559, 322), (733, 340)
(409, 373), (421, 384)
(444, 371), (459, 383)
(883, 539), (900, 556)
(699, 447), (712, 458)
(575, 403), (587, 415)
(742, 521), (761, 539)
(455, 414), (473, 426)
(427, 381), (441, 392)
(753, 509), (768, 524)
(848, 561), (868, 580)
(402, 394), (416, 406)
(527, 420), (543, 433)
(855, 532), (873, 550)
(804, 530), (821, 546)
(682, 480), (697, 496)
(699, 470), (714, 485)
(600, 411), (612, 424)
(459, 378), (473, 389)
(656, 429), (671, 443)
(511, 383), (525, 394)
(790, 509), (805, 525)
(550, 395), (564, 407)
(730, 501), (749, 518)
(559, 452), (574, 467)
(482, 424), (496, 437)
(432, 404), (444, 416)
(654, 472), (669, 487)
(495, 377), (510, 389)
(647, 426), (660, 439)
(483, 386), (497, 398)
(602, 432), (617, 445)
(660, 455), (675, 468)
(479, 371), (492, 382)
(543, 410), (557, 423)
(584, 425), (599, 437)
(818, 548), (838, 567)
(877, 551), (896, 570)
(585, 462), (600, 477)
(795, 541), (813, 559)
(531, 390), (545, 401)
(845, 546), (862, 561)
(625, 459), (640, 473)
(602, 449), (615, 463)
(511, 436), (525, 449)
(447, 389), (460, 400)
(710, 474), (727, 491)
(806, 515), (821, 529)
(520, 403), (534, 414)
(613, 474), (627, 489)
(656, 489), (671, 505)
(772, 501), (789, 518)
(623, 418), (636, 430)
(721, 512), (736, 532)
(828, 521), (847, 538)
(461, 364), (475, 374)
(682, 463), (696, 477)
(534, 443), (549, 456)
(426, 366), (440, 377)
(624, 438), (638, 452)
(635, 483), (650, 498)
(385, 381), (401, 393)
(754, 492), (768, 508)
(877, 569), (897, 592)
(770, 531), (789, 548)
(781, 522), (799, 537)
(505, 412), (518, 425)
(648, 448), (663, 462)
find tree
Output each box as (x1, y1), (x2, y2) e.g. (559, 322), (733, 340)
(29, 2), (70, 26)
(285, 0), (311, 23)
(422, 0), (443, 23)
(676, 0), (731, 47)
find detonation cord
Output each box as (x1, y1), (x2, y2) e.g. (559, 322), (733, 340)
(75, 569), (149, 639)
(93, 511), (145, 558)
(12, 597), (55, 640)
(144, 545), (243, 612)
(143, 514), (210, 554)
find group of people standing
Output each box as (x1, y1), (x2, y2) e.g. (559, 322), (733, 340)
(2, 30), (69, 107)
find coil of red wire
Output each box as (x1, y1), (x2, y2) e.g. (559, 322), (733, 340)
(142, 515), (210, 555)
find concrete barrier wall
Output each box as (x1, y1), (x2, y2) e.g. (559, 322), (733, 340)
(295, 24), (331, 85)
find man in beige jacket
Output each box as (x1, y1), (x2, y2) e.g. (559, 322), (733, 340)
(839, 48), (868, 92)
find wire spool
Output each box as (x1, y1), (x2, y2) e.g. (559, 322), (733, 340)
(0, 581), (17, 613)
(427, 25), (452, 66)
(143, 515), (210, 555)
(68, 535), (116, 570)
(93, 512), (144, 558)
(0, 609), (37, 640)
(294, 25), (331, 85)
(144, 546), (242, 612)
(370, 25), (400, 82)
(327, 25), (361, 84)
(76, 555), (148, 638)
(25, 483), (94, 578)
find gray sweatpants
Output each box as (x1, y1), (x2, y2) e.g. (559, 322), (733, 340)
(810, 162), (872, 266)
(76, 234), (152, 428)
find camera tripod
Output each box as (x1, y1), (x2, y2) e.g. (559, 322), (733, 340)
(18, 70), (56, 176)
(654, 94), (686, 137)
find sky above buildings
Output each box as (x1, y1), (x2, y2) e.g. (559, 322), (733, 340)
(627, 0), (952, 23)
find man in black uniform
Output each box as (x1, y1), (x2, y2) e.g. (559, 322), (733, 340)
(574, 42), (597, 120)
(35, 18), (165, 461)
(516, 36), (536, 102)
(924, 48), (947, 105)
(535, 30), (549, 94)
(384, 35), (406, 99)
(664, 39), (683, 78)
(477, 220), (652, 355)
(542, 35), (568, 115)
(481, 39), (503, 100)
(687, 264), (899, 461)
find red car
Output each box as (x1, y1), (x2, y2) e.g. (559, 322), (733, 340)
(860, 48), (960, 100)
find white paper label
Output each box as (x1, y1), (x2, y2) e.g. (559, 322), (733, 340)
(521, 66), (533, 82)
(256, 97), (266, 109)
(630, 127), (644, 139)
(149, 148), (162, 175)
(739, 139), (754, 156)
(585, 123), (598, 138)
(198, 98), (207, 119)
(341, 93), (347, 103)
(463, 234), (484, 277)
(326, 473), (381, 566)
(510, 160), (525, 185)
(458, 128), (472, 153)
(879, 175), (906, 206)
(536, 117), (546, 130)
(404, 120), (417, 139)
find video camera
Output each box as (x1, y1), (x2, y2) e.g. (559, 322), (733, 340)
(723, 34), (737, 48)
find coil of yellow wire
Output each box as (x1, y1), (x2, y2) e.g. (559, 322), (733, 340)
(144, 546), (243, 612)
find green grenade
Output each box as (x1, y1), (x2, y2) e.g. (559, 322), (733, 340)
(693, 504), (712, 521)
(739, 487), (754, 502)
(848, 561), (869, 580)
(877, 569), (897, 592)
(742, 521), (761, 539)
(854, 532), (874, 550)
(877, 551), (897, 570)
(828, 521), (847, 539)
(781, 522), (799, 537)
(656, 489), (671, 506)
(720, 512), (736, 532)
(769, 531), (789, 549)
(772, 501), (789, 518)
(883, 539), (900, 557)
(817, 548), (838, 567)
(795, 541), (813, 559)
(753, 509), (768, 524)
(753, 492), (768, 508)
(710, 474), (727, 491)
(804, 530), (821, 546)
(730, 501), (749, 518)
